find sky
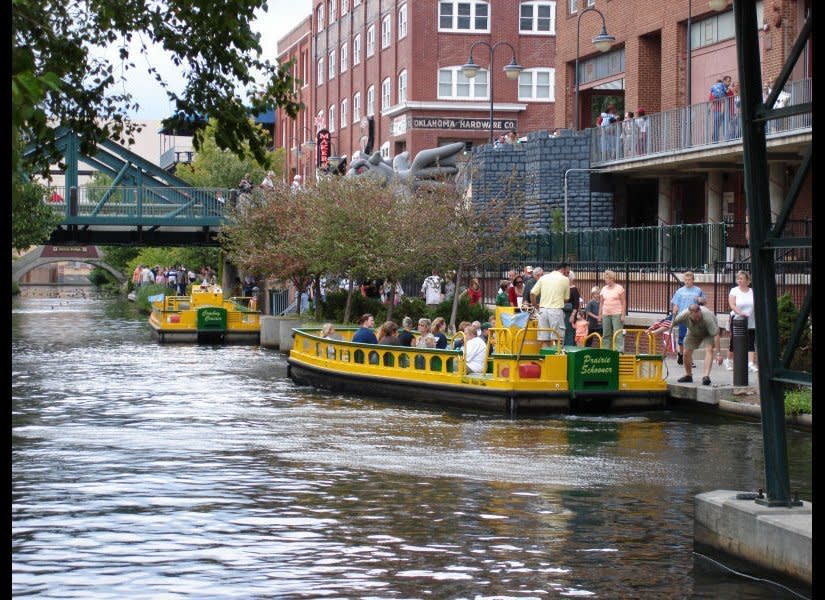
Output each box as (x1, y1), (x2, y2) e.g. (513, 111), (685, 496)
(108, 1), (312, 120)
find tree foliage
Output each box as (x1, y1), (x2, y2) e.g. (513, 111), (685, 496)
(12, 179), (60, 252)
(175, 121), (285, 189)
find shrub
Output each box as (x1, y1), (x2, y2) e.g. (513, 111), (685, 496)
(429, 296), (492, 324)
(777, 293), (811, 372)
(12, 281), (20, 295)
(784, 387), (812, 416)
(134, 283), (169, 314)
(88, 267), (114, 286)
(320, 290), (386, 324)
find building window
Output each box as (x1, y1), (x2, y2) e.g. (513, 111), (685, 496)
(437, 66), (488, 99)
(328, 50), (336, 79)
(438, 1), (489, 32)
(586, 0), (594, 6)
(341, 99), (348, 128)
(577, 47), (625, 86)
(317, 110), (325, 130)
(381, 77), (391, 111)
(398, 69), (407, 103)
(518, 68), (555, 101)
(366, 25), (375, 56)
(380, 141), (390, 160)
(353, 91), (361, 122)
(341, 43), (348, 73)
(317, 3), (325, 30)
(354, 0), (361, 5)
(317, 57), (324, 85)
(329, 104), (336, 132)
(382, 14), (392, 49)
(398, 4), (408, 39)
(568, 0), (577, 14)
(367, 85), (375, 115)
(353, 34), (361, 65)
(520, 2), (555, 34)
(690, 9), (738, 50)
(328, 0), (336, 23)
(341, 0), (348, 14)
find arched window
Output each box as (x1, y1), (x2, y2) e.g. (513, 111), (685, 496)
(381, 14), (392, 49)
(340, 42), (348, 73)
(381, 77), (392, 111)
(398, 4), (408, 39)
(398, 69), (408, 103)
(353, 34), (361, 65)
(366, 25), (375, 56)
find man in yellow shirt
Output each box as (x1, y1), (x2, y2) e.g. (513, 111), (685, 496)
(529, 262), (571, 347)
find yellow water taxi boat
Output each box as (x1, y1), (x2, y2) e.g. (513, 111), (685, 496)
(148, 285), (260, 344)
(287, 307), (668, 414)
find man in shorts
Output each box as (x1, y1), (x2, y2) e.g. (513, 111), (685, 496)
(670, 303), (723, 386)
(529, 262), (570, 348)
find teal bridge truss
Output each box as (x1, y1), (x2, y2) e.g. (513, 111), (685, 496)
(32, 126), (231, 246)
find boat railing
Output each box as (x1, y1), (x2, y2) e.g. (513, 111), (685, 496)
(619, 330), (659, 356)
(227, 296), (260, 312)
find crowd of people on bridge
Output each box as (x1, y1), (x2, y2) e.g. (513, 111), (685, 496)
(131, 264), (219, 295)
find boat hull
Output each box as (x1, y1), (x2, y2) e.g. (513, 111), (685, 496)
(149, 323), (260, 345)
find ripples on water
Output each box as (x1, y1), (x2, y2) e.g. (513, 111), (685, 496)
(12, 292), (811, 598)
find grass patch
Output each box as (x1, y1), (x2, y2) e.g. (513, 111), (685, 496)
(784, 387), (812, 416)
(134, 284), (170, 314)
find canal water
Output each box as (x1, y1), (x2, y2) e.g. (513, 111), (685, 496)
(12, 290), (812, 599)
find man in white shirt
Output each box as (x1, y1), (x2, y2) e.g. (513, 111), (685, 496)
(463, 324), (488, 374)
(420, 270), (443, 307)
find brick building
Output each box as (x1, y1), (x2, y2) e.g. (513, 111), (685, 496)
(276, 0), (562, 180)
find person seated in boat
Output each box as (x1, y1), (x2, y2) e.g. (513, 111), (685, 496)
(351, 313), (378, 344)
(430, 317), (448, 349)
(462, 324), (488, 374)
(451, 321), (471, 350)
(320, 323), (342, 340)
(415, 318), (436, 348)
(398, 316), (415, 347)
(377, 321), (402, 345)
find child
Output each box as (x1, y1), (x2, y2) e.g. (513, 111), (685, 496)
(585, 286), (601, 347)
(574, 310), (590, 346)
(495, 280), (510, 306)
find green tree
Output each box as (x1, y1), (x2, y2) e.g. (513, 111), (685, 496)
(176, 121), (285, 189)
(12, 179), (60, 252)
(12, 0), (301, 246)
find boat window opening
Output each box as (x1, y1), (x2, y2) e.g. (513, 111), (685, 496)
(430, 356), (442, 372)
(414, 355), (426, 370)
(369, 351), (380, 365)
(315, 342), (322, 357)
(303, 339), (311, 351)
(446, 357), (455, 372)
(327, 345), (336, 359)
(383, 353), (395, 367)
(342, 350), (350, 362)
(398, 354), (410, 368)
(354, 349), (365, 364)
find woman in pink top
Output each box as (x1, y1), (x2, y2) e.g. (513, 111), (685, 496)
(598, 270), (626, 351)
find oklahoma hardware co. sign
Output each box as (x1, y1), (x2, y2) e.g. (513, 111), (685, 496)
(410, 116), (517, 131)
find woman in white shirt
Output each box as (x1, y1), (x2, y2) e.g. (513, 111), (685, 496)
(725, 270), (757, 372)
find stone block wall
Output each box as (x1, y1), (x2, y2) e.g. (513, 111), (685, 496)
(468, 129), (613, 233)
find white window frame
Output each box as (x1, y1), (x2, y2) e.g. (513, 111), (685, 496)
(328, 50), (336, 79)
(380, 140), (390, 160)
(341, 0), (348, 14)
(569, 0), (577, 14)
(354, 0), (361, 5)
(317, 110), (325, 130)
(437, 66), (489, 99)
(367, 84), (375, 116)
(340, 98), (348, 128)
(398, 4), (408, 40)
(329, 104), (336, 133)
(353, 34), (361, 65)
(381, 14), (392, 49)
(341, 42), (348, 73)
(398, 69), (407, 103)
(366, 25), (375, 56)
(353, 91), (361, 123)
(438, 1), (490, 33)
(381, 77), (391, 111)
(317, 3), (325, 30)
(328, 0), (336, 23)
(519, 1), (556, 35)
(518, 67), (555, 101)
(317, 57), (324, 85)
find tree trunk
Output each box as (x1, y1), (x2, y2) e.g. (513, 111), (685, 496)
(343, 273), (354, 323)
(386, 278), (396, 323)
(448, 264), (463, 334)
(294, 277), (302, 315)
(313, 275), (323, 322)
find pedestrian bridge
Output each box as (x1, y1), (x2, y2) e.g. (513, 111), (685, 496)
(33, 126), (234, 246)
(12, 245), (126, 283)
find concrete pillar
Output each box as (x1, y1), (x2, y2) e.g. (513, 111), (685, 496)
(260, 316), (280, 349)
(707, 172), (725, 267)
(768, 163), (786, 224)
(658, 177), (672, 264)
(221, 256), (238, 295)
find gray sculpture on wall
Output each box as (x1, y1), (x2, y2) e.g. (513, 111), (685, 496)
(346, 141), (466, 189)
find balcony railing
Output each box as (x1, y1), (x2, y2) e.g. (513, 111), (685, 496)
(591, 78), (812, 165)
(159, 145), (196, 170)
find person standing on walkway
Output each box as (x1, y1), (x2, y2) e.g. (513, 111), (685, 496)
(564, 271), (582, 346)
(585, 286), (602, 347)
(671, 271), (705, 365)
(671, 303), (723, 385)
(529, 262), (570, 348)
(598, 270), (626, 351)
(725, 270), (758, 372)
(420, 270), (443, 308)
(522, 267), (542, 309)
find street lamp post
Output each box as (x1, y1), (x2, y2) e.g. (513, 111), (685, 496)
(574, 7), (615, 130)
(461, 41), (524, 144)
(563, 167), (603, 260)
(290, 125), (316, 182)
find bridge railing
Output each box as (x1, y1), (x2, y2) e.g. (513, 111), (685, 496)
(45, 186), (232, 223)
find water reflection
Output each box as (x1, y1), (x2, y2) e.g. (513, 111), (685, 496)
(12, 292), (811, 598)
